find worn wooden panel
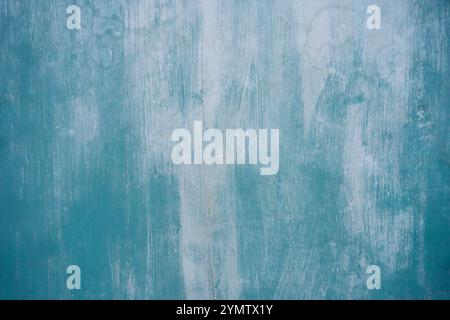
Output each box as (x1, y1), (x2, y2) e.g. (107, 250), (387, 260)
(0, 0), (449, 299)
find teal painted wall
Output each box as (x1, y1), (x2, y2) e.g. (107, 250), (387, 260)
(0, 0), (449, 299)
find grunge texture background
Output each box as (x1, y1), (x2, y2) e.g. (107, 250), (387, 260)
(0, 0), (449, 299)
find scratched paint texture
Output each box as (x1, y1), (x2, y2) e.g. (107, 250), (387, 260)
(0, 0), (449, 299)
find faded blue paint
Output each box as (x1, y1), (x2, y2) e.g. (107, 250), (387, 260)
(0, 0), (449, 299)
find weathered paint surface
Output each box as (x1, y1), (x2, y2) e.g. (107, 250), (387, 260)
(0, 0), (449, 299)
